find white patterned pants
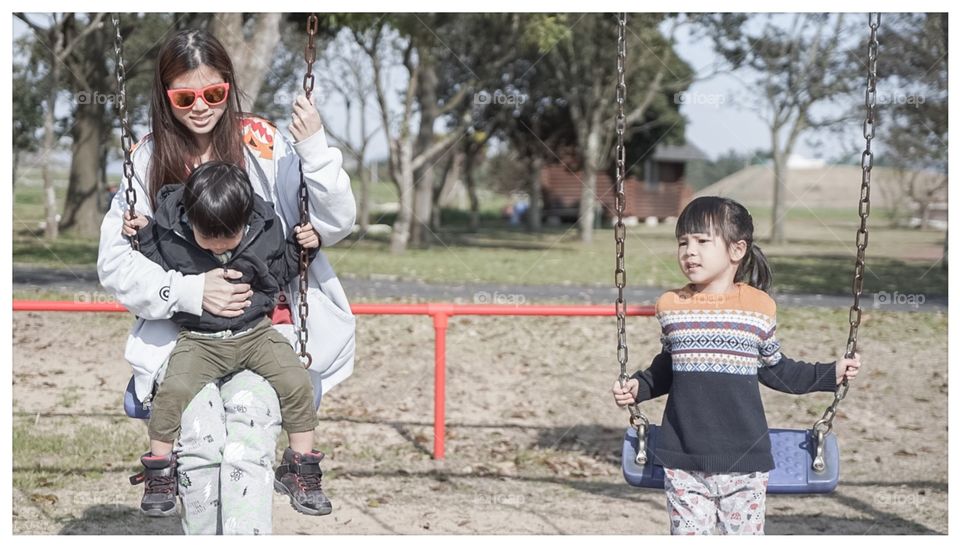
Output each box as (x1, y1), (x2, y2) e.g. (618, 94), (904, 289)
(173, 370), (283, 535)
(664, 467), (769, 535)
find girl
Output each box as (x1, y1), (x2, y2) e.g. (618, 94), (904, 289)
(97, 29), (356, 534)
(611, 196), (861, 535)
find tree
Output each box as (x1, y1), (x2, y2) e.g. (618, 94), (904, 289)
(352, 15), (489, 253)
(877, 14), (947, 232)
(12, 40), (44, 189)
(60, 13), (173, 239)
(318, 30), (381, 236)
(209, 14), (283, 112)
(709, 14), (856, 243)
(533, 14), (694, 243)
(15, 12), (104, 240)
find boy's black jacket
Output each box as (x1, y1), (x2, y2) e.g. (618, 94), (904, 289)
(134, 183), (316, 332)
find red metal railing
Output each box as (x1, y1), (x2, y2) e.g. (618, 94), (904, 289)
(13, 300), (656, 459)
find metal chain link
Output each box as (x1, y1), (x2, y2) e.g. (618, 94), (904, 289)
(295, 13), (319, 368)
(613, 13), (649, 466)
(112, 14), (139, 251)
(812, 13), (880, 471)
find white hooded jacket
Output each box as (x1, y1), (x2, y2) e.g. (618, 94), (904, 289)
(97, 116), (357, 408)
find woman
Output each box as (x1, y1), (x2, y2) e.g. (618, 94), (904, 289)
(97, 29), (356, 534)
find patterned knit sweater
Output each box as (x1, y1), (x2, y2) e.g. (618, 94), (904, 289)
(631, 282), (838, 473)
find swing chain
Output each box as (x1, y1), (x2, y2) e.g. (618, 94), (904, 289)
(112, 14), (139, 251)
(812, 13), (880, 472)
(295, 13), (319, 369)
(613, 12), (649, 466)
(303, 13), (319, 97)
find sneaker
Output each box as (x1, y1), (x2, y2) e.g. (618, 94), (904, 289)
(274, 447), (332, 516)
(129, 452), (178, 517)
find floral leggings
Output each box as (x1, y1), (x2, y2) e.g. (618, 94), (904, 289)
(173, 370), (283, 535)
(664, 467), (769, 535)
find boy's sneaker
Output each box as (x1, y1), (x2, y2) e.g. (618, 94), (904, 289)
(129, 452), (178, 517)
(274, 448), (332, 516)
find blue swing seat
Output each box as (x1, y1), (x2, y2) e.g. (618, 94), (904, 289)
(123, 376), (151, 420)
(622, 425), (840, 494)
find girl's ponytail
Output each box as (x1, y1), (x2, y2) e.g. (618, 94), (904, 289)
(736, 242), (773, 292)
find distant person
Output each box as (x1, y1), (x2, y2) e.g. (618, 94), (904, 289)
(612, 196), (862, 534)
(509, 194), (529, 226)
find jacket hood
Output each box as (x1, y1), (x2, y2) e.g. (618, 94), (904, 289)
(152, 183), (277, 244)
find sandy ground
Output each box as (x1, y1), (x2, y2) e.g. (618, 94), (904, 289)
(11, 307), (948, 534)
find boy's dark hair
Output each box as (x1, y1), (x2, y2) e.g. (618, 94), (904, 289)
(182, 161), (254, 238)
(675, 196), (773, 292)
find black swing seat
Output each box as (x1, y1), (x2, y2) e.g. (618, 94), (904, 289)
(621, 425), (840, 494)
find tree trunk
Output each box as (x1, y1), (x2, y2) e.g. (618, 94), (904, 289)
(464, 149), (480, 232)
(770, 148), (787, 244)
(411, 48), (439, 247)
(357, 166), (370, 235)
(578, 123), (602, 244)
(527, 155), (543, 232)
(13, 149), (20, 190)
(919, 203), (931, 230)
(210, 13), (281, 111)
(433, 151), (463, 230)
(41, 41), (60, 241)
(61, 100), (106, 237)
(413, 165), (435, 246)
(390, 145), (415, 254)
(61, 23), (109, 238)
(943, 229), (948, 270)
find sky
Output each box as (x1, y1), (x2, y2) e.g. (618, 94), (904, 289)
(313, 13), (869, 164)
(12, 13), (872, 166)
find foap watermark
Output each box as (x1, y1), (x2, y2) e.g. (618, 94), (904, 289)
(474, 291), (526, 306)
(474, 90), (526, 107)
(73, 291), (118, 305)
(662, 289), (727, 308)
(64, 490), (131, 507)
(674, 91), (726, 108)
(75, 90), (116, 107)
(873, 491), (923, 508)
(877, 91), (926, 109)
(873, 290), (925, 309)
(472, 493), (525, 507)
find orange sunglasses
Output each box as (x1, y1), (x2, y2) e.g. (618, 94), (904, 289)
(166, 82), (231, 110)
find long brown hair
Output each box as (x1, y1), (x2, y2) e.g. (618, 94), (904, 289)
(148, 29), (246, 209)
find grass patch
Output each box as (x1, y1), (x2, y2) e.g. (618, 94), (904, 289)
(13, 169), (70, 223)
(12, 234), (100, 267)
(12, 418), (145, 491)
(772, 255), (947, 296)
(12, 171), (947, 297)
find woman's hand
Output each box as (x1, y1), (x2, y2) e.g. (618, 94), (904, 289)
(836, 352), (862, 385)
(612, 378), (640, 407)
(122, 211), (149, 237)
(290, 94), (323, 143)
(294, 223), (320, 249)
(202, 269), (253, 318)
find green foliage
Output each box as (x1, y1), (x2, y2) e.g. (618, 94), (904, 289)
(525, 14), (574, 52)
(12, 40), (44, 157)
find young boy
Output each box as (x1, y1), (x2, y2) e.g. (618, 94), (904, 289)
(122, 161), (331, 518)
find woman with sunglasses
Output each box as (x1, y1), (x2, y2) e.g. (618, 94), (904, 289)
(97, 29), (356, 534)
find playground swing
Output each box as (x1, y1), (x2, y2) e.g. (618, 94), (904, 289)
(115, 14), (320, 419)
(613, 13), (880, 494)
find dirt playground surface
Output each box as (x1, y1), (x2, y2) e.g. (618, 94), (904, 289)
(11, 306), (948, 534)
